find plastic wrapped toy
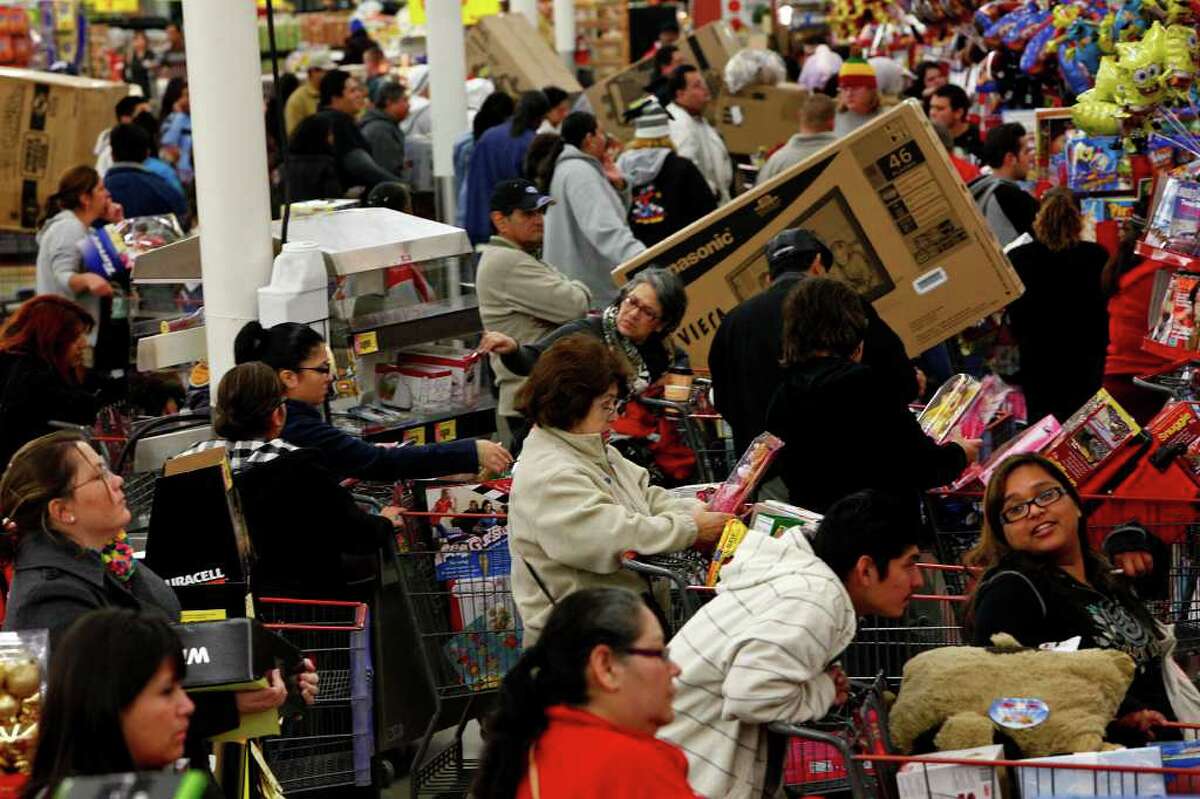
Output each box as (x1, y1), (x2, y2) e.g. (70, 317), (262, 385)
(708, 432), (784, 513)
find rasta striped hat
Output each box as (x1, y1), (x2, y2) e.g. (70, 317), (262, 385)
(838, 57), (877, 90)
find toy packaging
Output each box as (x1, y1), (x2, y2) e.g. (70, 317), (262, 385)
(705, 518), (752, 586)
(708, 432), (784, 513)
(1148, 271), (1200, 348)
(423, 480), (511, 581)
(919, 374), (983, 444)
(1044, 389), (1141, 483)
(1066, 135), (1130, 192)
(895, 745), (1003, 799)
(1018, 747), (1165, 797)
(952, 414), (1063, 490)
(443, 576), (523, 691)
(748, 500), (824, 539)
(1145, 177), (1200, 258)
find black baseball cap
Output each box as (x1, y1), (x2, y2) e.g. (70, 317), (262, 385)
(490, 179), (554, 214)
(765, 228), (833, 278)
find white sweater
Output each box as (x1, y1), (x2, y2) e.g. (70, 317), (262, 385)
(667, 102), (733, 206)
(658, 528), (858, 799)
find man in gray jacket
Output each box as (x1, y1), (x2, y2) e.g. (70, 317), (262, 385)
(477, 179), (592, 448)
(543, 111), (646, 306)
(756, 93), (838, 185)
(358, 81), (409, 177)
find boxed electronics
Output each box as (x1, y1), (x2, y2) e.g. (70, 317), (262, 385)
(145, 447), (252, 619)
(376, 362), (453, 412)
(715, 83), (809, 156)
(0, 67), (129, 231)
(397, 344), (482, 408)
(172, 617), (298, 690)
(464, 13), (581, 97)
(612, 100), (1025, 369)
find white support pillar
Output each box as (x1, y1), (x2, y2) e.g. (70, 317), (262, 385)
(180, 0), (274, 391)
(553, 0), (576, 72)
(511, 0), (539, 27)
(427, 2), (469, 226)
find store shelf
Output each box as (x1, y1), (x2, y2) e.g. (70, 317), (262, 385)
(1142, 337), (1194, 361)
(1135, 240), (1200, 272)
(346, 297), (482, 352)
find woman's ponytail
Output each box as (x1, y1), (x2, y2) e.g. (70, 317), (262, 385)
(233, 320), (269, 365)
(472, 648), (554, 799)
(38, 166), (100, 230)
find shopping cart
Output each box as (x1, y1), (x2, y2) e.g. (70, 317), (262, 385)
(637, 377), (736, 484)
(391, 510), (519, 799)
(620, 550), (716, 636)
(256, 597), (375, 794)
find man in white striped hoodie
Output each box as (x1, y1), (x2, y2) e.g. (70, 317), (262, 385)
(658, 490), (924, 798)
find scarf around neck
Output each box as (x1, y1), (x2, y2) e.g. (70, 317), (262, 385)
(601, 306), (651, 394)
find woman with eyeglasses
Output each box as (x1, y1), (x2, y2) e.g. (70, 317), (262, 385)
(473, 587), (701, 799)
(0, 430), (317, 780)
(178, 362), (398, 599)
(507, 334), (729, 647)
(966, 453), (1200, 747)
(235, 321), (512, 480)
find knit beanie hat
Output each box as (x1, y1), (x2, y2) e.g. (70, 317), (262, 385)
(838, 57), (877, 90)
(634, 99), (672, 139)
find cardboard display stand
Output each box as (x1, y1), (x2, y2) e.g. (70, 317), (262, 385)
(464, 13), (581, 98)
(612, 100), (1025, 369)
(0, 67), (128, 232)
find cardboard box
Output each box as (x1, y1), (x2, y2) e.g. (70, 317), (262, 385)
(173, 618), (297, 690)
(398, 345), (482, 408)
(715, 83), (809, 156)
(145, 446), (252, 619)
(895, 745), (1003, 799)
(0, 67), (128, 231)
(612, 100), (1025, 369)
(587, 21), (738, 142)
(377, 362), (453, 412)
(464, 13), (581, 98)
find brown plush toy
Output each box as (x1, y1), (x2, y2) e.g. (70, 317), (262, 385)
(889, 634), (1136, 757)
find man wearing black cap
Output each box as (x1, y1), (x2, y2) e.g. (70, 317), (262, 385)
(708, 228), (920, 492)
(477, 178), (592, 449)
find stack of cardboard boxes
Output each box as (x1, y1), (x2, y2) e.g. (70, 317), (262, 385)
(464, 13), (582, 97)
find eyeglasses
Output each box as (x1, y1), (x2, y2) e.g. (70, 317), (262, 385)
(69, 461), (115, 494)
(622, 294), (662, 322)
(1001, 486), (1067, 524)
(296, 364), (332, 375)
(599, 398), (627, 417)
(622, 646), (671, 662)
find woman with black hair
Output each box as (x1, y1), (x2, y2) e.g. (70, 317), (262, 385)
(463, 90), (551, 244)
(541, 111), (646, 306)
(473, 588), (699, 799)
(284, 114), (343, 203)
(234, 321), (511, 481)
(967, 453), (1200, 746)
(179, 363), (401, 597)
(24, 609), (197, 798)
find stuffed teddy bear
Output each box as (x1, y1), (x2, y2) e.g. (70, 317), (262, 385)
(889, 634), (1135, 757)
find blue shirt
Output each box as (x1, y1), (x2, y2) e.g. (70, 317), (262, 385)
(463, 122), (535, 245)
(104, 163), (188, 222)
(161, 111), (193, 183)
(144, 156), (185, 196)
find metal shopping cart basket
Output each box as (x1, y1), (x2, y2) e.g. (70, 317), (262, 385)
(621, 550), (716, 637)
(391, 510), (520, 799)
(636, 377), (736, 484)
(256, 597), (375, 794)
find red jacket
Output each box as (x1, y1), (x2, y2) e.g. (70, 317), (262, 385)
(1105, 258), (1171, 378)
(517, 705), (700, 798)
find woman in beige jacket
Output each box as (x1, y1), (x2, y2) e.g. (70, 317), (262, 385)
(508, 334), (730, 646)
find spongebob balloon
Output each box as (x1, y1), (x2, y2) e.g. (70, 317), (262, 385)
(1164, 23), (1199, 90)
(1114, 22), (1168, 110)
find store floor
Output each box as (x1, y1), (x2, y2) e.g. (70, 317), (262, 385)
(382, 720), (484, 798)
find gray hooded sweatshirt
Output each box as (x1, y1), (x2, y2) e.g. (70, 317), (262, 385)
(543, 144), (646, 307)
(35, 210), (99, 342)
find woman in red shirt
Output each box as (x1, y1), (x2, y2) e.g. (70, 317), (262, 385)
(1102, 220), (1171, 425)
(474, 587), (700, 799)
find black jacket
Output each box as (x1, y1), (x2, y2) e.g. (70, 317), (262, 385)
(283, 153), (343, 202)
(621, 150), (718, 249)
(0, 353), (101, 470)
(499, 316), (686, 383)
(765, 356), (966, 513)
(2, 530), (239, 745)
(316, 108), (399, 191)
(281, 399), (478, 483)
(233, 448), (394, 597)
(710, 273), (918, 457)
(971, 556), (1175, 746)
(1006, 239), (1109, 423)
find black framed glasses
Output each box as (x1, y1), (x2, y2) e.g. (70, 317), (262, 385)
(296, 364), (332, 375)
(1001, 486), (1067, 524)
(622, 294), (662, 322)
(622, 646), (671, 661)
